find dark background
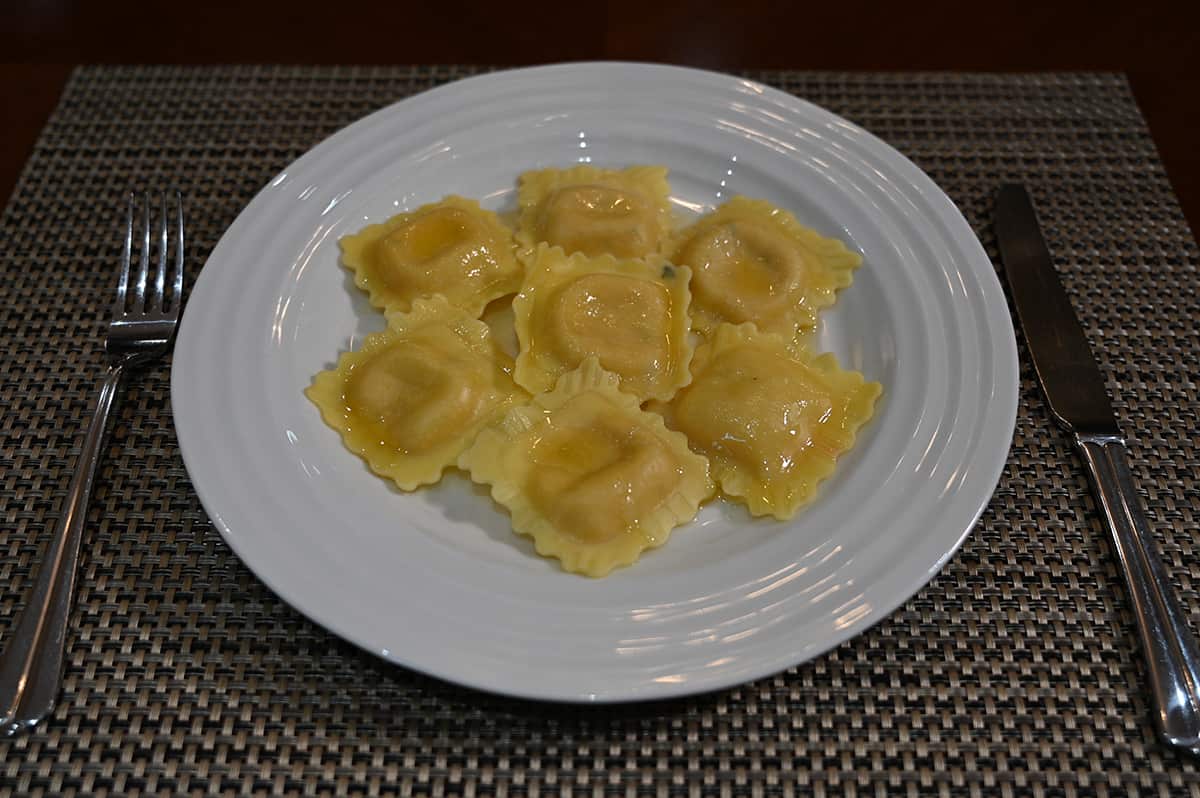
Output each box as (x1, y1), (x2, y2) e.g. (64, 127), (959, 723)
(3, 0), (1198, 231)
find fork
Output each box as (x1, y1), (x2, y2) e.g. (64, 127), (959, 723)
(0, 192), (185, 735)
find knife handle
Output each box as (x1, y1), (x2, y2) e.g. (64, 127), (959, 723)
(1076, 434), (1200, 755)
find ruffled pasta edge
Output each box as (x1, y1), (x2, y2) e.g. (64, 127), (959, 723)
(305, 296), (527, 491)
(339, 195), (521, 318)
(659, 322), (880, 520)
(669, 196), (862, 347)
(459, 357), (714, 577)
(511, 245), (696, 401)
(514, 165), (674, 261)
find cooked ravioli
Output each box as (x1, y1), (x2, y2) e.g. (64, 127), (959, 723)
(516, 165), (673, 260)
(306, 296), (527, 490)
(459, 357), (713, 577)
(658, 323), (880, 520)
(668, 197), (861, 348)
(512, 245), (694, 401)
(340, 195), (522, 318)
(310, 169), (884, 573)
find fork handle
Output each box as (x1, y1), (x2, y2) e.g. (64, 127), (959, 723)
(1076, 433), (1200, 756)
(0, 363), (125, 735)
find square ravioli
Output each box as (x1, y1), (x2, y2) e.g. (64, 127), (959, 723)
(655, 323), (880, 520)
(306, 296), (528, 490)
(512, 245), (695, 401)
(340, 195), (522, 318)
(516, 165), (673, 260)
(668, 196), (861, 349)
(459, 357), (714, 577)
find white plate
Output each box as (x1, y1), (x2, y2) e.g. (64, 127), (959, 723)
(172, 63), (1018, 702)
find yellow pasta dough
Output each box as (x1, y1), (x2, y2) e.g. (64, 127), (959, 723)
(668, 196), (861, 348)
(306, 296), (528, 490)
(459, 357), (714, 577)
(340, 195), (522, 318)
(516, 165), (673, 260)
(307, 167), (884, 577)
(512, 245), (694, 401)
(657, 323), (880, 520)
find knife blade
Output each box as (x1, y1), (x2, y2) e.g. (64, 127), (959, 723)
(994, 184), (1200, 757)
(994, 185), (1118, 436)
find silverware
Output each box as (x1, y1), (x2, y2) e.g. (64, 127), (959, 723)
(994, 184), (1200, 756)
(0, 192), (185, 736)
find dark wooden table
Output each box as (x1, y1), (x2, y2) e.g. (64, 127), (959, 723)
(3, 0), (1198, 232)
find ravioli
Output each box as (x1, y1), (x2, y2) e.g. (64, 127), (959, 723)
(305, 296), (527, 490)
(516, 165), (673, 260)
(459, 357), (713, 577)
(308, 168), (885, 575)
(340, 195), (522, 318)
(658, 323), (880, 520)
(512, 245), (694, 401)
(668, 197), (861, 348)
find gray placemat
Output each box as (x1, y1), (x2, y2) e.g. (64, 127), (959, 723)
(2, 66), (1199, 796)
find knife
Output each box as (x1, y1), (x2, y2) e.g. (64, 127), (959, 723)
(995, 184), (1200, 756)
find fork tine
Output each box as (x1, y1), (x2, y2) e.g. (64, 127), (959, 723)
(132, 192), (151, 312)
(151, 192), (168, 312)
(169, 192), (185, 314)
(114, 193), (134, 316)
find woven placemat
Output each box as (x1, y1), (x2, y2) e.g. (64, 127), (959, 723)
(2, 66), (1199, 796)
